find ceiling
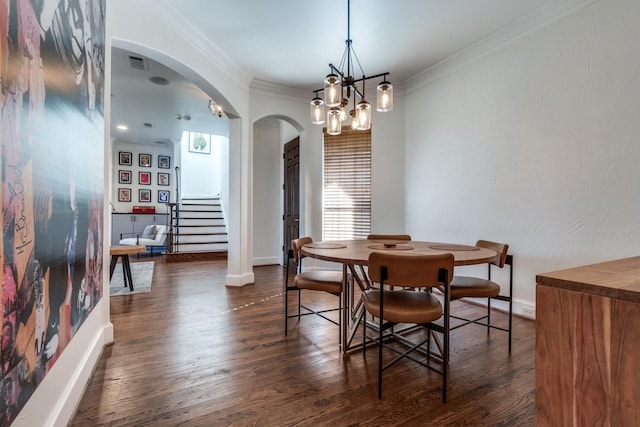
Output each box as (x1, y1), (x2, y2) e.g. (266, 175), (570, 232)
(110, 0), (587, 146)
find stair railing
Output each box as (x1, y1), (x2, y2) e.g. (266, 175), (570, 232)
(175, 165), (181, 206)
(169, 166), (182, 253)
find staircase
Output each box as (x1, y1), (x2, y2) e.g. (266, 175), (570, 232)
(166, 197), (228, 262)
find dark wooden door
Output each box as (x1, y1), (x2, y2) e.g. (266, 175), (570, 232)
(283, 137), (300, 261)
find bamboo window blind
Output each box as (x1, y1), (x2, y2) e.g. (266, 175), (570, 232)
(322, 128), (371, 240)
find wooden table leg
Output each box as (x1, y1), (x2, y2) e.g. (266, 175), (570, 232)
(122, 255), (134, 291)
(109, 255), (118, 279)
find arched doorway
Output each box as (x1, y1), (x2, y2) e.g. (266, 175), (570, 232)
(109, 40), (244, 273)
(252, 115), (304, 267)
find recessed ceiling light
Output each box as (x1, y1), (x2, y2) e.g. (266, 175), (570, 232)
(149, 76), (170, 85)
(117, 124), (128, 131)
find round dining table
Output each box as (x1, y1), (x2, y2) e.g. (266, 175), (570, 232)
(300, 239), (498, 351)
(300, 239), (497, 267)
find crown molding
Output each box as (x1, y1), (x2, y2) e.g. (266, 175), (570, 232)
(143, 0), (252, 89)
(250, 79), (310, 104)
(405, 0), (600, 93)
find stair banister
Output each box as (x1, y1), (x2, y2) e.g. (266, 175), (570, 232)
(172, 166), (182, 252)
(175, 165), (181, 205)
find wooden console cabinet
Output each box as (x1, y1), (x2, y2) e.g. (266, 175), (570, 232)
(536, 257), (640, 426)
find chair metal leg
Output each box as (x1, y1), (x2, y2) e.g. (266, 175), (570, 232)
(487, 298), (492, 335)
(362, 310), (367, 356)
(378, 315), (383, 399)
(338, 290), (342, 344)
(284, 250), (293, 336)
(508, 255), (513, 352)
(284, 287), (289, 336)
(441, 268), (450, 403)
(508, 297), (513, 352)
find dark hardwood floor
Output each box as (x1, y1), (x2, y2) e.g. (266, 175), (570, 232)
(72, 259), (535, 426)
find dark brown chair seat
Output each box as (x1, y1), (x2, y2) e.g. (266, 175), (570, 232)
(362, 290), (442, 324)
(295, 270), (343, 293)
(449, 276), (500, 299)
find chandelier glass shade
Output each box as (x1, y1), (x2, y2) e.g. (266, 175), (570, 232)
(310, 0), (392, 135)
(310, 95), (325, 124)
(356, 100), (371, 130)
(376, 80), (393, 112)
(324, 74), (342, 107)
(327, 107), (342, 135)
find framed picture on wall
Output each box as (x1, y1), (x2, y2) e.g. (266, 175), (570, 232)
(158, 155), (170, 169)
(139, 189), (151, 203)
(157, 172), (170, 186)
(118, 188), (131, 202)
(139, 171), (151, 185)
(118, 170), (131, 184)
(158, 190), (170, 203)
(119, 151), (132, 166)
(189, 132), (211, 154)
(139, 153), (152, 167)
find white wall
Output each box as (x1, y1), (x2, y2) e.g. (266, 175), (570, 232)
(404, 0), (640, 315)
(370, 93), (407, 234)
(219, 135), (230, 230)
(281, 120), (299, 144)
(179, 132), (226, 199)
(253, 121), (282, 265)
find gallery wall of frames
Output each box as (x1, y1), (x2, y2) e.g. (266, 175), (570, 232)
(111, 141), (174, 214)
(1, 1), (106, 425)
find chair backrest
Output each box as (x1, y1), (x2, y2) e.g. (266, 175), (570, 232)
(367, 234), (412, 241)
(476, 240), (509, 268)
(291, 236), (313, 264)
(154, 225), (168, 244)
(368, 252), (454, 288)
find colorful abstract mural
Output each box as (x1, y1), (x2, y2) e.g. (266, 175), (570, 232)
(0, 0), (105, 424)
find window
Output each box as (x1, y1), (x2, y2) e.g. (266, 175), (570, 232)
(322, 128), (371, 240)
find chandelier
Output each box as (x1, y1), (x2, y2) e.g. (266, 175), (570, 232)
(208, 99), (224, 118)
(310, 0), (393, 135)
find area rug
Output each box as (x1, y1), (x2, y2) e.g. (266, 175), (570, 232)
(110, 261), (154, 296)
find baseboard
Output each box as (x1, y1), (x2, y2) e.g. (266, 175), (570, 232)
(225, 272), (255, 287)
(460, 297), (536, 320)
(51, 322), (113, 426)
(9, 321), (115, 427)
(164, 251), (227, 262)
(253, 256), (279, 266)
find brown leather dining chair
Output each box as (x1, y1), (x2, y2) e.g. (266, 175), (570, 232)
(284, 237), (344, 343)
(362, 251), (454, 401)
(447, 240), (513, 351)
(363, 234), (412, 288)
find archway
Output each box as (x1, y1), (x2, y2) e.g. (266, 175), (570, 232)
(109, 40), (244, 278)
(251, 115), (305, 267)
